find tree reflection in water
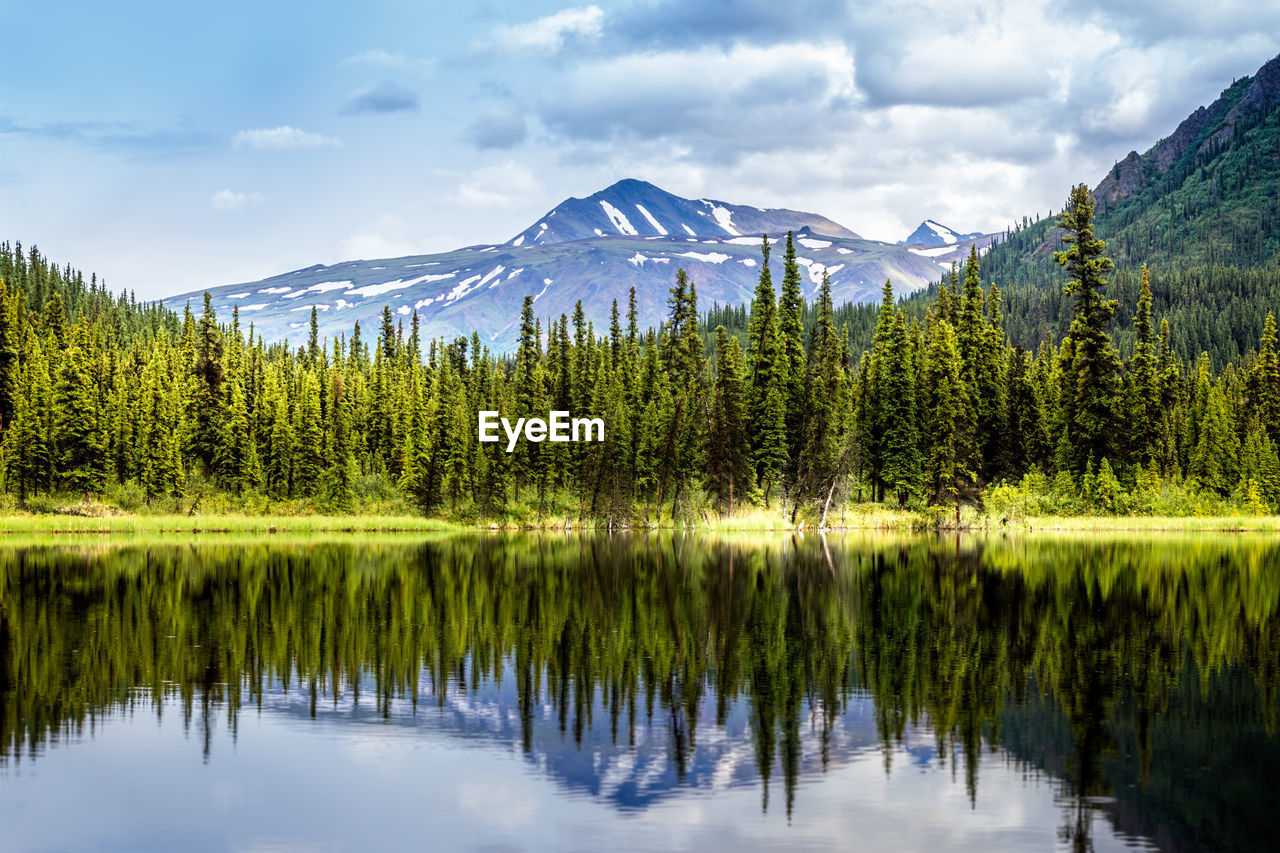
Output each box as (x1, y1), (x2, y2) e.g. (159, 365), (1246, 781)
(1, 532), (1277, 849)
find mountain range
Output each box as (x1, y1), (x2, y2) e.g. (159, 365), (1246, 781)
(165, 179), (996, 352)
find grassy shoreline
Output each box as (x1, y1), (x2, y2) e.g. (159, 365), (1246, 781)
(992, 514), (1280, 532)
(3, 506), (1280, 534)
(0, 513), (462, 534)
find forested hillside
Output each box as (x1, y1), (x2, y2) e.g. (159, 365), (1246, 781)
(2, 191), (1279, 522)
(904, 53), (1280, 368)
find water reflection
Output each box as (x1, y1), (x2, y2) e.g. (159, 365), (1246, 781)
(1, 533), (1277, 851)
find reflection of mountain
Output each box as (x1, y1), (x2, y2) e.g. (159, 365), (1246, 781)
(2, 534), (1279, 846)
(259, 666), (898, 813)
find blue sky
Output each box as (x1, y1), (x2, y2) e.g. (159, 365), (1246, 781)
(3, 0), (1279, 298)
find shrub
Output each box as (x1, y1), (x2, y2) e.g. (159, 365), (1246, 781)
(108, 480), (148, 513)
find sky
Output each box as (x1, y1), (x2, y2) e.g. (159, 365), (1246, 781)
(3, 0), (1279, 300)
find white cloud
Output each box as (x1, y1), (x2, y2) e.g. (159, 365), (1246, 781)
(509, 0), (1280, 241)
(232, 126), (342, 150)
(537, 41), (858, 160)
(337, 214), (421, 260)
(491, 5), (604, 54)
(455, 161), (542, 209)
(342, 49), (436, 74)
(210, 189), (265, 212)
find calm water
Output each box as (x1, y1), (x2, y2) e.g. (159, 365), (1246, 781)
(1, 533), (1277, 851)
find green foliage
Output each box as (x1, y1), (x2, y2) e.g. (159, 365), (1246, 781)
(0, 227), (1277, 523)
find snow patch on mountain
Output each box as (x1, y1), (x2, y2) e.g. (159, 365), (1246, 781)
(678, 251), (730, 264)
(445, 274), (483, 303)
(634, 204), (667, 235)
(346, 280), (412, 298)
(909, 246), (955, 258)
(599, 200), (639, 236)
(701, 201), (741, 236)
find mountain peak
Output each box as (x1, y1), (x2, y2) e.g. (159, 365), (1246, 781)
(600, 177), (662, 194)
(507, 179), (860, 246)
(899, 220), (982, 246)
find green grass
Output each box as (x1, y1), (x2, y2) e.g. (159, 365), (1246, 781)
(5, 495), (1279, 536)
(0, 513), (461, 534)
(994, 515), (1280, 532)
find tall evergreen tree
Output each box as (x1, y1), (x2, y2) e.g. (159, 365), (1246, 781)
(745, 238), (788, 502)
(1055, 183), (1122, 471)
(1249, 313), (1280, 444)
(778, 232), (806, 479)
(53, 344), (107, 495)
(1127, 266), (1160, 460)
(794, 272), (847, 517)
(922, 319), (972, 512)
(707, 326), (752, 513)
(880, 313), (921, 505)
(5, 340), (53, 499)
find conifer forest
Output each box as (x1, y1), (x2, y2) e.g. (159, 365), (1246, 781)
(2, 183), (1279, 523)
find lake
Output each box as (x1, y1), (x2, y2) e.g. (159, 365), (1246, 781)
(1, 532), (1277, 851)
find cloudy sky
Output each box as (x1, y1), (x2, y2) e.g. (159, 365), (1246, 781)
(3, 0), (1279, 299)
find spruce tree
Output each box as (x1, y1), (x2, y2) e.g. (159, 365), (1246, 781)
(138, 352), (182, 500)
(214, 378), (260, 495)
(263, 370), (294, 498)
(512, 296), (543, 497)
(708, 326), (752, 513)
(1189, 376), (1239, 495)
(1249, 313), (1280, 444)
(293, 371), (324, 496)
(880, 313), (921, 505)
(864, 280), (898, 501)
(190, 292), (225, 476)
(795, 272), (847, 516)
(5, 340), (53, 499)
(1126, 266), (1160, 460)
(778, 232), (806, 477)
(53, 344), (107, 495)
(745, 236), (788, 501)
(922, 319), (972, 511)
(1054, 184), (1122, 470)
(0, 281), (19, 431)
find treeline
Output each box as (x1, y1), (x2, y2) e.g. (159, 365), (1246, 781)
(1, 185), (1279, 520)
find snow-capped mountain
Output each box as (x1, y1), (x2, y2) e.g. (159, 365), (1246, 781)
(900, 220), (984, 246)
(508, 178), (860, 246)
(164, 182), (997, 352)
